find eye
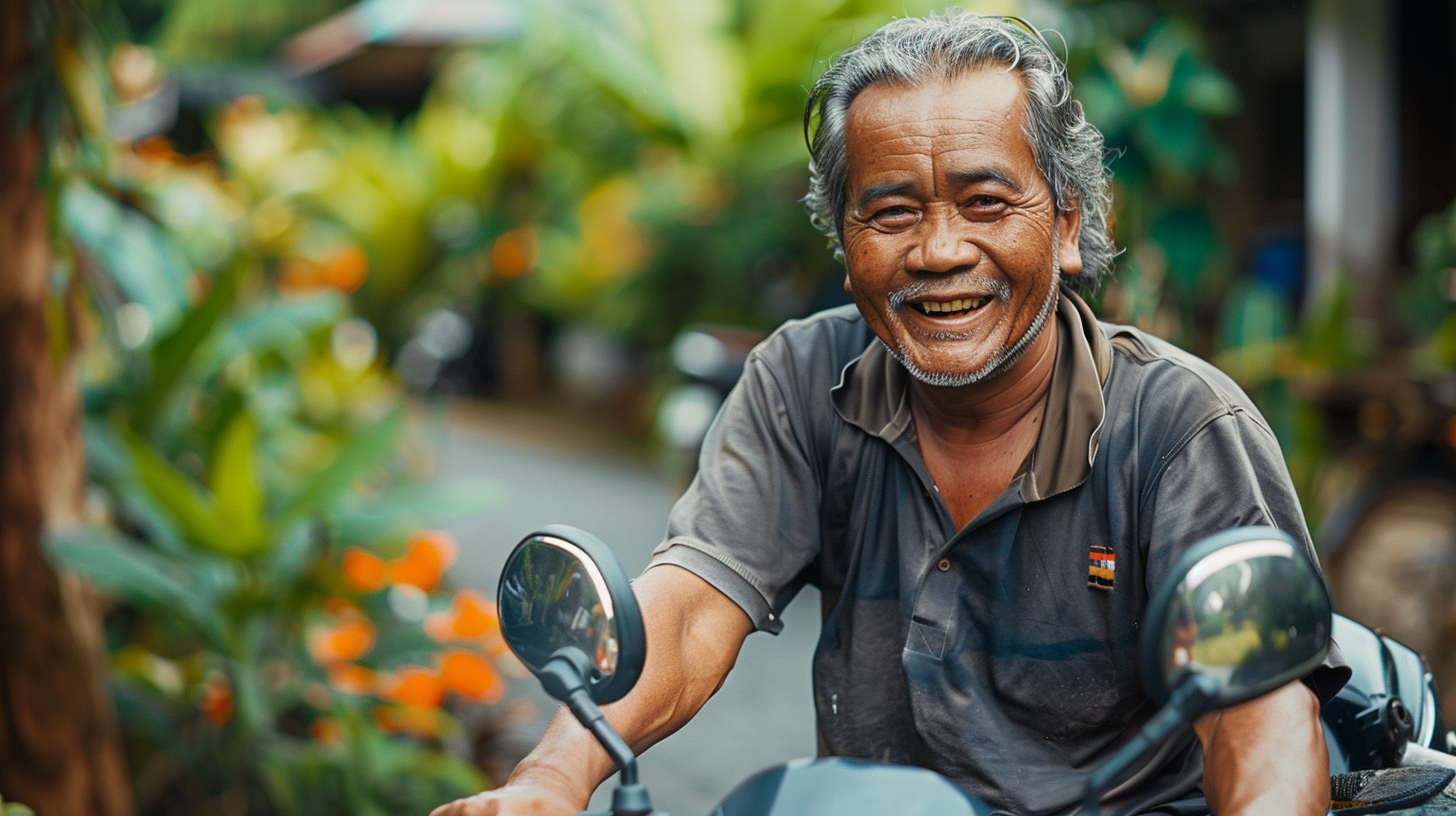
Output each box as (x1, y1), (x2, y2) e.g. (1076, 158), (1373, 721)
(961, 194), (1009, 221)
(871, 205), (919, 228)
(964, 195), (1004, 209)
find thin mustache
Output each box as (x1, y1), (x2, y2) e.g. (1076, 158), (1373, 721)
(887, 277), (1012, 311)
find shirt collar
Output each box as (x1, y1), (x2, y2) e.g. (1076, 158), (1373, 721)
(831, 287), (1111, 502)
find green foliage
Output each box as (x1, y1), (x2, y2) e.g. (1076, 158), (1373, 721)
(1401, 198), (1456, 372)
(0, 792), (35, 816)
(36, 22), (505, 815)
(1074, 14), (1241, 349)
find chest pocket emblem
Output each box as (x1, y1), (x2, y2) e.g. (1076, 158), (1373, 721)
(1088, 544), (1115, 590)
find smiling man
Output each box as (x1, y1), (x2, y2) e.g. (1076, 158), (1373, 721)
(436, 12), (1347, 816)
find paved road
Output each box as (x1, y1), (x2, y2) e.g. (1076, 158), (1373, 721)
(431, 401), (820, 816)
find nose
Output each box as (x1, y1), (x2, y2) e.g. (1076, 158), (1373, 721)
(908, 209), (981, 274)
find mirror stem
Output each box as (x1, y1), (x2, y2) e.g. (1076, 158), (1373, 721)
(539, 649), (655, 816)
(1078, 674), (1219, 816)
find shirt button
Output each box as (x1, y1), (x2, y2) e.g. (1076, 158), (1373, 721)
(937, 559), (951, 572)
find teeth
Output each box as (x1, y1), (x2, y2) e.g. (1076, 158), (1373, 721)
(918, 296), (989, 314)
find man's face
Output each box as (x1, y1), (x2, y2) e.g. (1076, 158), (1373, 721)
(840, 68), (1083, 385)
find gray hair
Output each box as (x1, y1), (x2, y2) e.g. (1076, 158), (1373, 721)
(802, 11), (1115, 290)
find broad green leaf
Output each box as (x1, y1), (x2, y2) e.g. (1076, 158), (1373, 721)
(259, 521), (316, 585)
(639, 0), (743, 137)
(1148, 207), (1218, 295)
(256, 752), (304, 816)
(46, 525), (224, 647)
(132, 259), (243, 433)
(210, 412), (269, 556)
(1180, 68), (1240, 117)
(61, 181), (191, 336)
(281, 407), (405, 521)
(1136, 103), (1209, 172)
(124, 432), (261, 559)
(116, 492), (189, 557)
(198, 293), (345, 380)
(82, 419), (130, 481)
(537, 0), (682, 130)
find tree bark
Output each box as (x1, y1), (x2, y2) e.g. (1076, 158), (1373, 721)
(0, 2), (134, 813)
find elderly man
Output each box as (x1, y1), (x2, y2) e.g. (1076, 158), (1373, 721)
(437, 11), (1347, 816)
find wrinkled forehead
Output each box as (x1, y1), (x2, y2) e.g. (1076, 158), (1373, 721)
(845, 67), (1028, 141)
(842, 68), (1039, 183)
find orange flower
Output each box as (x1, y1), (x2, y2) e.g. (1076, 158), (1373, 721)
(276, 245), (368, 293)
(319, 245), (368, 293)
(423, 611), (454, 642)
(389, 531), (459, 591)
(342, 547), (387, 593)
(425, 589), (499, 642)
(490, 226), (538, 281)
(380, 666), (444, 709)
(308, 611), (376, 664)
(200, 674), (233, 726)
(326, 663), (376, 696)
(439, 650), (505, 704)
(311, 717), (344, 745)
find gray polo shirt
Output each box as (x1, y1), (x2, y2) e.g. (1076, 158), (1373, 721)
(648, 289), (1347, 816)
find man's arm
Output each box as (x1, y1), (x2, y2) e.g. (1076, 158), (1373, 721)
(431, 564), (755, 816)
(1194, 679), (1328, 816)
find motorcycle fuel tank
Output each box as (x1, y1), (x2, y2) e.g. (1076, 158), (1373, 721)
(710, 757), (992, 816)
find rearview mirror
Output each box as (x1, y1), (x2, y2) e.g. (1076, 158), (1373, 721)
(498, 525), (646, 704)
(498, 525), (655, 815)
(1141, 526), (1332, 709)
(1081, 526), (1332, 815)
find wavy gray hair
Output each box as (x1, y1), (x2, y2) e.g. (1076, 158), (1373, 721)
(802, 11), (1115, 290)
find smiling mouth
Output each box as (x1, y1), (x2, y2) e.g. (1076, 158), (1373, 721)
(913, 296), (994, 317)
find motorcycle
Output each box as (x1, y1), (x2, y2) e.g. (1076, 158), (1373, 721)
(493, 525), (1456, 815)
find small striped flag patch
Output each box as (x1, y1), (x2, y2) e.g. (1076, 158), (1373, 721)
(1088, 544), (1115, 590)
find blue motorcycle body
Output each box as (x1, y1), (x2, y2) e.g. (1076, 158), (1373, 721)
(709, 615), (1454, 815)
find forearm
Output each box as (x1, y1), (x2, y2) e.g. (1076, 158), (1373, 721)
(1195, 680), (1328, 816)
(506, 565), (754, 804)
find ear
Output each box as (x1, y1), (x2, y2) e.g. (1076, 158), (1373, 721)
(1056, 204), (1083, 278)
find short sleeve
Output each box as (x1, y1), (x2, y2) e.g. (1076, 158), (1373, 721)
(647, 349), (823, 634)
(1143, 411), (1351, 705)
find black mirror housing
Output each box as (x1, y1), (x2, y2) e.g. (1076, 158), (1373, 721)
(1140, 526), (1333, 710)
(498, 524), (646, 705)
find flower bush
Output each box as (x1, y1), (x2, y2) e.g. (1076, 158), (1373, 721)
(43, 52), (508, 815)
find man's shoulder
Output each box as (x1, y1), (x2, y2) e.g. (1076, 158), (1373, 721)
(1098, 320), (1275, 443)
(749, 304), (876, 384)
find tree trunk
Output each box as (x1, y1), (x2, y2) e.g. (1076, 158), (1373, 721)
(0, 2), (134, 813)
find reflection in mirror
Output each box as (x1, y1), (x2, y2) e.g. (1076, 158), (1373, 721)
(1155, 537), (1330, 705)
(499, 535), (621, 682)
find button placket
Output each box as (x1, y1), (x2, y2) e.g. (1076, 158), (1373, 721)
(906, 546), (957, 660)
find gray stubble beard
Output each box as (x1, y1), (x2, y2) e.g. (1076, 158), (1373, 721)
(885, 245), (1062, 389)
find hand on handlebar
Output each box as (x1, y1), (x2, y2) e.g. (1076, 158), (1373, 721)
(429, 782), (585, 816)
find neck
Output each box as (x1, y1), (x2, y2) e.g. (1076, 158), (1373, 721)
(907, 311), (1059, 446)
